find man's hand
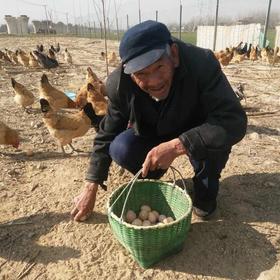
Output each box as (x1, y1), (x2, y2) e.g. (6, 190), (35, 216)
(71, 182), (98, 222)
(142, 138), (187, 177)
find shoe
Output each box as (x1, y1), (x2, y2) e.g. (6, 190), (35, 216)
(193, 199), (217, 219)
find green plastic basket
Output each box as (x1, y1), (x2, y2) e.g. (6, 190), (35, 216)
(107, 167), (192, 268)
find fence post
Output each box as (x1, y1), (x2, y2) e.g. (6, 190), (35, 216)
(138, 0), (141, 23)
(107, 17), (110, 40)
(126, 14), (129, 30)
(263, 0), (272, 48)
(179, 3), (182, 40)
(101, 0), (109, 77)
(100, 21), (103, 39)
(213, 0), (220, 51)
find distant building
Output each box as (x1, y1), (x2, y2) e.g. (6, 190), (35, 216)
(3, 16), (93, 35)
(4, 15), (29, 35)
(31, 20), (53, 33)
(0, 24), (7, 33)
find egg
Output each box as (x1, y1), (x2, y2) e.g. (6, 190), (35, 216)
(138, 210), (149, 221)
(163, 217), (174, 224)
(141, 205), (151, 212)
(148, 212), (157, 224)
(158, 214), (166, 222)
(151, 210), (159, 220)
(132, 218), (142, 226)
(166, 217), (174, 223)
(142, 220), (151, 227)
(126, 210), (137, 223)
(26, 149), (34, 156)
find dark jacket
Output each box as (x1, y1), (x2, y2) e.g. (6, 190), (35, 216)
(86, 40), (247, 184)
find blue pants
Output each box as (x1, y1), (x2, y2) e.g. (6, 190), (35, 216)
(109, 128), (230, 203)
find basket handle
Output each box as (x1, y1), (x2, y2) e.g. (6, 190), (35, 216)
(109, 166), (187, 222)
(169, 166), (187, 193)
(108, 169), (142, 220)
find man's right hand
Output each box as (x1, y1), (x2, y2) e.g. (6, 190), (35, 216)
(70, 182), (98, 222)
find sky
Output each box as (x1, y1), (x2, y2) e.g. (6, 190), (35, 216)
(1, 0), (280, 28)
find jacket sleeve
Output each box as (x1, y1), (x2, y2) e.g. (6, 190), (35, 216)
(85, 69), (129, 183)
(179, 50), (247, 160)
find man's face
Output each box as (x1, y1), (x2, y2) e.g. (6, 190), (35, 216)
(131, 44), (179, 101)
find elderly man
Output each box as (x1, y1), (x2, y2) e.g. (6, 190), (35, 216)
(71, 20), (247, 221)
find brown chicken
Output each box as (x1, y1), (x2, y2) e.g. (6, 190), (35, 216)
(232, 49), (247, 63)
(36, 44), (44, 53)
(87, 83), (108, 116)
(86, 66), (99, 83)
(0, 121), (20, 148)
(11, 78), (35, 111)
(99, 51), (106, 60)
(98, 80), (106, 96)
(40, 98), (94, 153)
(249, 47), (258, 62)
(29, 52), (39, 67)
(0, 50), (12, 63)
(86, 67), (106, 96)
(99, 51), (119, 65)
(272, 47), (280, 65)
(64, 48), (73, 64)
(75, 85), (89, 109)
(75, 67), (106, 108)
(214, 49), (225, 60)
(17, 49), (29, 67)
(51, 43), (60, 53)
(214, 48), (233, 66)
(260, 48), (268, 62)
(75, 67), (98, 108)
(0, 50), (5, 60)
(260, 47), (279, 65)
(48, 49), (56, 60)
(39, 74), (76, 110)
(5, 49), (18, 64)
(108, 51), (119, 66)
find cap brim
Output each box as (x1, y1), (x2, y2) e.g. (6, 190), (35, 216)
(123, 45), (166, 74)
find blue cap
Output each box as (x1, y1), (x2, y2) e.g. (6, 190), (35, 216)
(119, 20), (172, 74)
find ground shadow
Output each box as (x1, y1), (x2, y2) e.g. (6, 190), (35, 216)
(154, 172), (280, 279)
(0, 150), (91, 161)
(0, 211), (106, 264)
(247, 124), (279, 137)
(220, 173), (280, 225)
(174, 178), (194, 194)
(157, 220), (276, 280)
(244, 106), (260, 113)
(82, 211), (109, 225)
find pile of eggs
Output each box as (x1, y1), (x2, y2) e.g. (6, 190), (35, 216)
(125, 205), (174, 226)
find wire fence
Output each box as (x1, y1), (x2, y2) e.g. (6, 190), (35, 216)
(1, 0), (279, 47)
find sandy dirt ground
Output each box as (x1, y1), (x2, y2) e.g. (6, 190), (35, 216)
(0, 36), (279, 280)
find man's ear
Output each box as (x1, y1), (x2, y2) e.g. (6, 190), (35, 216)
(170, 43), (179, 67)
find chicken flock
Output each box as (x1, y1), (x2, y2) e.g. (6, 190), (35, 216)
(0, 42), (120, 154)
(1, 40), (278, 154)
(0, 43), (119, 69)
(214, 42), (280, 66)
